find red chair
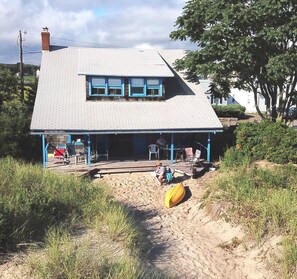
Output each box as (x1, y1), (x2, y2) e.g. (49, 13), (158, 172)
(53, 147), (69, 164)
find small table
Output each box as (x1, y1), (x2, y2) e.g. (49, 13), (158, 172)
(75, 153), (87, 165)
(159, 146), (184, 161)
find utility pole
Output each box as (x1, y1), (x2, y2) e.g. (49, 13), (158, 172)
(19, 30), (24, 102)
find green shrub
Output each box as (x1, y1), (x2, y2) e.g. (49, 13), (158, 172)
(235, 120), (297, 164)
(212, 104), (246, 118)
(220, 147), (252, 171)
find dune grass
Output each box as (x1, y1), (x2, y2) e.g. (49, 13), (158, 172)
(203, 148), (297, 277)
(0, 157), (167, 278)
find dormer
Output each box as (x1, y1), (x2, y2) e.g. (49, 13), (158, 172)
(78, 48), (174, 101)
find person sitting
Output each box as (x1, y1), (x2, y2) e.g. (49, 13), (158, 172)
(156, 135), (167, 158)
(156, 135), (167, 148)
(154, 161), (166, 186)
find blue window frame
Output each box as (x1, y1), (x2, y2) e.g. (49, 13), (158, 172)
(107, 78), (123, 96)
(90, 77), (106, 96)
(147, 78), (162, 96)
(89, 76), (124, 96)
(129, 78), (162, 97)
(130, 78), (145, 96)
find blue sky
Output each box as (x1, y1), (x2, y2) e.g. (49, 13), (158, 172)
(0, 0), (193, 65)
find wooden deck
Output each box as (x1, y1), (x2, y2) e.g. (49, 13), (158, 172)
(46, 157), (209, 178)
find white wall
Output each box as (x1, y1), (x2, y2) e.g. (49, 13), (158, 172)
(199, 79), (266, 113)
(230, 88), (266, 113)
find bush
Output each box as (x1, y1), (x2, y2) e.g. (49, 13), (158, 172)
(212, 104), (246, 118)
(235, 120), (297, 164)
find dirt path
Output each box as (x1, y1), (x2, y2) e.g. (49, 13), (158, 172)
(101, 171), (277, 279)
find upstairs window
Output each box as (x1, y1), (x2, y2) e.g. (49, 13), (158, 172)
(147, 78), (160, 96)
(89, 76), (124, 96)
(129, 78), (162, 97)
(91, 77), (106, 95)
(108, 78), (122, 95)
(130, 78), (145, 96)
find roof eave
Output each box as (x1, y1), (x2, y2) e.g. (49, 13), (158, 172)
(30, 127), (224, 135)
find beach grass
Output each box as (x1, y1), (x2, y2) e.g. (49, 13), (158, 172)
(0, 157), (167, 278)
(203, 149), (297, 278)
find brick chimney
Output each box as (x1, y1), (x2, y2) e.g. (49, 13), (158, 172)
(41, 27), (50, 52)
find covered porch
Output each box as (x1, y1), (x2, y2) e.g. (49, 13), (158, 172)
(41, 130), (221, 170)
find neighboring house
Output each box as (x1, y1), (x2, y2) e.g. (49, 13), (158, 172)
(30, 28), (223, 167)
(200, 79), (266, 113)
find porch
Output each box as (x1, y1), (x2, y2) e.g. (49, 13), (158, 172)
(42, 132), (218, 170)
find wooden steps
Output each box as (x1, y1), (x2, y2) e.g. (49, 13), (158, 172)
(96, 166), (155, 175)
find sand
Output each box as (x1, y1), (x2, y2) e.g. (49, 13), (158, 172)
(101, 171), (278, 279)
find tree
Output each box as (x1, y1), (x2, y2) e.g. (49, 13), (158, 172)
(0, 66), (41, 161)
(170, 0), (297, 121)
(0, 66), (18, 110)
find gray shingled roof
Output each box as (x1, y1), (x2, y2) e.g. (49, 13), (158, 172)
(78, 48), (174, 77)
(30, 47), (223, 134)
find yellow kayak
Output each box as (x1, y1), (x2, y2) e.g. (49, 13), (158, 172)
(165, 183), (186, 208)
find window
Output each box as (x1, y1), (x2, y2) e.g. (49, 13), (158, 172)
(131, 78), (145, 96)
(90, 77), (106, 95)
(147, 78), (160, 96)
(108, 78), (122, 96)
(129, 78), (162, 97)
(89, 76), (124, 96)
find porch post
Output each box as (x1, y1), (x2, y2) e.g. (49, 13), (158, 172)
(87, 134), (91, 168)
(207, 132), (211, 162)
(42, 134), (46, 168)
(67, 134), (71, 143)
(170, 133), (174, 165)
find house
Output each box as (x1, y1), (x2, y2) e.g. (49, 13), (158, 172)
(30, 28), (223, 167)
(200, 78), (266, 113)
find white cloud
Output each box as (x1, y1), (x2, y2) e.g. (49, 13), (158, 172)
(0, 0), (192, 65)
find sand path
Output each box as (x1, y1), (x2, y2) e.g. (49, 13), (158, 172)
(102, 171), (276, 279)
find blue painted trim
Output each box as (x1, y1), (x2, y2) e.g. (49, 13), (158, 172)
(89, 76), (124, 97)
(129, 77), (163, 97)
(129, 78), (145, 97)
(67, 135), (71, 143)
(107, 77), (124, 96)
(42, 135), (46, 168)
(170, 133), (174, 165)
(87, 134), (91, 168)
(146, 78), (162, 97)
(45, 143), (49, 162)
(207, 132), (211, 162)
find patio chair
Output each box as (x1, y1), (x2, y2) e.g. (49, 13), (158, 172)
(148, 144), (159, 160)
(184, 147), (202, 168)
(74, 142), (87, 165)
(53, 146), (70, 164)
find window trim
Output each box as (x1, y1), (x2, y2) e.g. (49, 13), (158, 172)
(89, 76), (124, 97)
(129, 78), (162, 97)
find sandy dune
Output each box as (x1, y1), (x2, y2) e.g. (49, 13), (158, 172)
(102, 171), (278, 279)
